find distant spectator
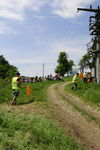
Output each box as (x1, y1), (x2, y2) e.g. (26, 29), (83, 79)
(79, 72), (84, 79)
(83, 72), (88, 83)
(88, 72), (93, 82)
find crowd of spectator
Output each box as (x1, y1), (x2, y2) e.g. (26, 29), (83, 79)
(46, 74), (63, 81)
(22, 76), (42, 83)
(21, 74), (63, 83)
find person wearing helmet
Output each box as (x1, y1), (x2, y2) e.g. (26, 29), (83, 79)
(11, 72), (21, 105)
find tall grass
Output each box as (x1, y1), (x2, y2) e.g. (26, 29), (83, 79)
(0, 80), (58, 104)
(0, 78), (12, 103)
(0, 109), (83, 150)
(0, 78), (84, 149)
(65, 80), (100, 107)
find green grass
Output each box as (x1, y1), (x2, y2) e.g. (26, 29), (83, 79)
(0, 78), (12, 103)
(0, 80), (59, 104)
(0, 78), (84, 150)
(56, 85), (99, 126)
(0, 109), (83, 150)
(65, 80), (100, 107)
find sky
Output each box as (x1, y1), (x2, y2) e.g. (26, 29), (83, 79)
(0, 0), (99, 77)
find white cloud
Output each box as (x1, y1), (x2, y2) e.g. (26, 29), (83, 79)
(50, 38), (89, 64)
(0, 0), (97, 20)
(5, 56), (56, 65)
(0, 21), (17, 34)
(71, 20), (82, 25)
(18, 63), (56, 77)
(33, 14), (45, 19)
(0, 48), (57, 76)
(0, 0), (47, 20)
(51, 0), (96, 18)
(0, 37), (89, 76)
(4, 55), (56, 76)
(0, 10), (24, 20)
(18, 63), (43, 77)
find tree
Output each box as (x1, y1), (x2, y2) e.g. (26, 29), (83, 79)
(55, 52), (74, 76)
(68, 60), (75, 74)
(78, 53), (95, 72)
(55, 64), (67, 76)
(78, 59), (85, 73)
(0, 55), (18, 79)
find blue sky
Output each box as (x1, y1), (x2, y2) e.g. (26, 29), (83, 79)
(0, 0), (99, 76)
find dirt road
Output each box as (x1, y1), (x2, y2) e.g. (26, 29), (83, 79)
(48, 82), (100, 150)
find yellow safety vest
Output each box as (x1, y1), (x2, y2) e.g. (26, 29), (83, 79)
(12, 77), (19, 90)
(72, 75), (80, 83)
(72, 75), (77, 83)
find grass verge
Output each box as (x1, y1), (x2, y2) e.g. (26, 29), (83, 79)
(56, 85), (99, 126)
(0, 80), (59, 104)
(65, 80), (100, 107)
(0, 108), (83, 150)
(0, 79), (84, 150)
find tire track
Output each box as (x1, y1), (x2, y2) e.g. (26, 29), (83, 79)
(58, 82), (100, 124)
(48, 83), (100, 150)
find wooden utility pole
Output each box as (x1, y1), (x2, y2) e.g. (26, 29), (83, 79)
(77, 6), (100, 83)
(42, 63), (45, 78)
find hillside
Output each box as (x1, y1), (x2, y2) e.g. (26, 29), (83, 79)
(0, 79), (100, 150)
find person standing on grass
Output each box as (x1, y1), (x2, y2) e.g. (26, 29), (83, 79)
(11, 72), (21, 105)
(72, 73), (80, 90)
(83, 72), (88, 83)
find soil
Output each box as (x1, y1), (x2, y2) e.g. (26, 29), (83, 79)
(48, 82), (100, 150)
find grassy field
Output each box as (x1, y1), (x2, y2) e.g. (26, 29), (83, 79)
(0, 79), (58, 104)
(65, 78), (100, 107)
(0, 79), (84, 150)
(0, 108), (84, 150)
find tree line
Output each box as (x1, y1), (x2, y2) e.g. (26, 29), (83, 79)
(55, 52), (74, 76)
(0, 55), (18, 79)
(55, 51), (95, 76)
(0, 52), (95, 79)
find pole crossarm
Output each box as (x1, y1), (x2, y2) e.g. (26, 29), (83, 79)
(77, 8), (100, 13)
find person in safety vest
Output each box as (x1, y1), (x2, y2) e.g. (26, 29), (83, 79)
(11, 72), (21, 105)
(72, 73), (80, 90)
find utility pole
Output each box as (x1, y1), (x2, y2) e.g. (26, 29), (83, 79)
(42, 63), (45, 78)
(77, 6), (100, 83)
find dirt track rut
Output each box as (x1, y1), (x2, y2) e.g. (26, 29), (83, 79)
(48, 82), (100, 150)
